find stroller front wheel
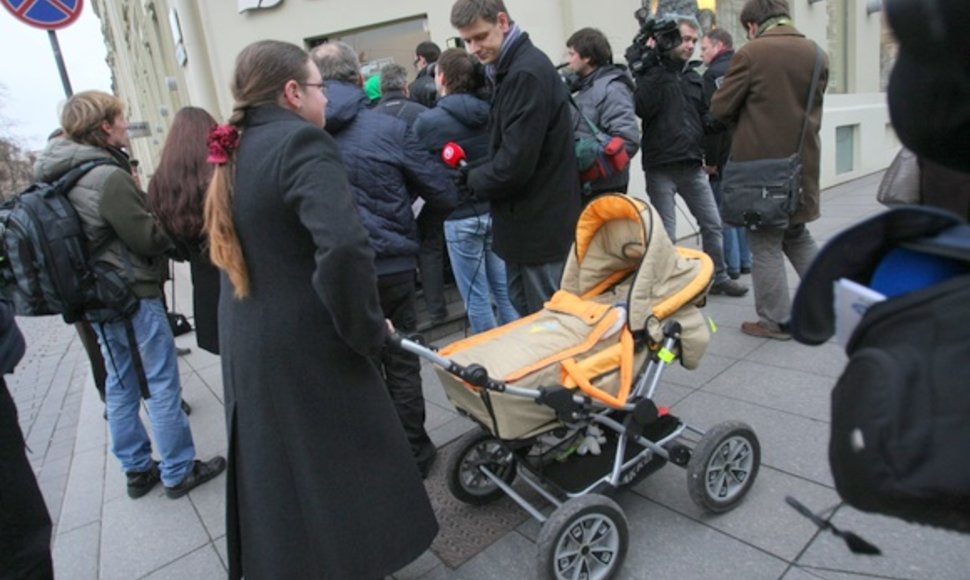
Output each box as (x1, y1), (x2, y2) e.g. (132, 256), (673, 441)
(537, 494), (629, 580)
(687, 421), (761, 513)
(447, 428), (517, 505)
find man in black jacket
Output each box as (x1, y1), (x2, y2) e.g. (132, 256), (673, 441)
(375, 63), (429, 127)
(631, 15), (747, 297)
(451, 0), (582, 316)
(313, 42), (458, 477)
(375, 63), (450, 324)
(701, 28), (751, 280)
(409, 41), (441, 108)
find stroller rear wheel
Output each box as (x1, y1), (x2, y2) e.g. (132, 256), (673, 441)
(447, 428), (517, 505)
(687, 421), (761, 513)
(537, 494), (629, 580)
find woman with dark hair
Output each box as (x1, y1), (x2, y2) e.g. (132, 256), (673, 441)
(204, 40), (437, 579)
(147, 107), (221, 354)
(413, 48), (520, 333)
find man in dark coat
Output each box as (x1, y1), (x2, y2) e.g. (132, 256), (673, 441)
(312, 41), (458, 477)
(630, 15), (748, 298)
(409, 40), (441, 108)
(0, 302), (54, 579)
(710, 0), (828, 340)
(375, 62), (451, 324)
(451, 0), (582, 316)
(701, 28), (751, 280)
(375, 63), (429, 127)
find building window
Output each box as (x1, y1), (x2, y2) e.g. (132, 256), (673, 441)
(836, 124), (857, 174)
(826, 0), (851, 94)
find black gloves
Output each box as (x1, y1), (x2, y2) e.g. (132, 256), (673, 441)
(625, 42), (647, 70)
(625, 42), (660, 77)
(454, 164), (476, 203)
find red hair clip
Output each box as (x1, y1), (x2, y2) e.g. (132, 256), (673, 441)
(207, 124), (240, 165)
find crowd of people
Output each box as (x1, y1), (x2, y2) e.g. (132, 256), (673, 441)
(1, 0), (850, 578)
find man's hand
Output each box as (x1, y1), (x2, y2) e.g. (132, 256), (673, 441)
(703, 165), (718, 176)
(624, 41), (647, 69)
(625, 39), (661, 76)
(454, 164), (475, 202)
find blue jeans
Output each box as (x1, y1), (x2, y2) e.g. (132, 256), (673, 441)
(710, 177), (751, 274)
(445, 214), (520, 333)
(724, 227), (752, 274)
(646, 164), (731, 284)
(92, 298), (195, 487)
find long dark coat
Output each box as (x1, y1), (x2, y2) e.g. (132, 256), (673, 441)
(187, 243), (219, 354)
(219, 105), (437, 580)
(170, 236), (219, 354)
(467, 32), (582, 265)
(710, 25), (829, 225)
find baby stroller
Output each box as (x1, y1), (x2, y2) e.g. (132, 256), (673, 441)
(394, 195), (760, 579)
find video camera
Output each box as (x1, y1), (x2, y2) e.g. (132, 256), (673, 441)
(625, 8), (682, 75)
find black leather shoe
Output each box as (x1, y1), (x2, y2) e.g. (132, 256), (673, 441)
(165, 456), (227, 499)
(416, 444), (438, 479)
(127, 460), (161, 499)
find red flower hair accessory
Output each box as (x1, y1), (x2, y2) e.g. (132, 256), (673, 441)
(207, 124), (240, 165)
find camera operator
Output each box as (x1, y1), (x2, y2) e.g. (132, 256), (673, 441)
(627, 14), (748, 297)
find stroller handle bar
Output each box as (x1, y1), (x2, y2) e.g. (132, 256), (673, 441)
(389, 332), (651, 412)
(389, 333), (534, 397)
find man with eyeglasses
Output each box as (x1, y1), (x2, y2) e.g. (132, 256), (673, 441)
(409, 40), (441, 108)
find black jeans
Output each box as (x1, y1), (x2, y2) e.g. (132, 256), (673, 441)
(0, 380), (54, 580)
(377, 272), (433, 462)
(417, 208), (449, 321)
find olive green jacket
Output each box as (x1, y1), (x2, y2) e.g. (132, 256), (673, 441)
(34, 138), (173, 298)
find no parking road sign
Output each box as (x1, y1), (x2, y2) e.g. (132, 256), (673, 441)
(1, 0), (84, 30)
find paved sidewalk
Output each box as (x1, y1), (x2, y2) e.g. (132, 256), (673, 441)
(10, 171), (970, 579)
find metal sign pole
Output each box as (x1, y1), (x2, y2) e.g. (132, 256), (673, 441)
(48, 29), (74, 97)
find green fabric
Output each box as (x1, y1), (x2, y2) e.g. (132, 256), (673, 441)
(575, 136), (602, 172)
(364, 75), (382, 101)
(33, 139), (172, 298)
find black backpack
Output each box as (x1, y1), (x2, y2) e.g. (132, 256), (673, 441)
(0, 159), (138, 324)
(791, 206), (970, 533)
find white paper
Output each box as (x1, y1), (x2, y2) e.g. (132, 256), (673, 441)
(833, 278), (886, 346)
(411, 197), (425, 219)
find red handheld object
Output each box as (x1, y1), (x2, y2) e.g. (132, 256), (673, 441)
(441, 142), (467, 168)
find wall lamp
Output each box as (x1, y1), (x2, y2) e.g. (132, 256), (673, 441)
(866, 0), (883, 15)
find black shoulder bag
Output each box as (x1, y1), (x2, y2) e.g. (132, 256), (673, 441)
(720, 45), (824, 230)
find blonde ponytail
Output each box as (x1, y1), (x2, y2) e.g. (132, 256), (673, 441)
(204, 157), (250, 297)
